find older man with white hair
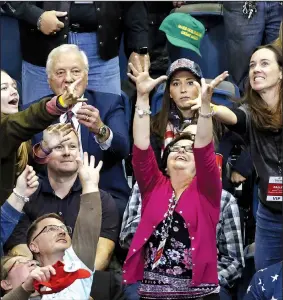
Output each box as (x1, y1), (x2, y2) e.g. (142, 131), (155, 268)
(23, 44), (130, 223)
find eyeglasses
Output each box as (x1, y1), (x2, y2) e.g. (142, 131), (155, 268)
(5, 259), (40, 278)
(169, 145), (193, 153)
(32, 224), (72, 241)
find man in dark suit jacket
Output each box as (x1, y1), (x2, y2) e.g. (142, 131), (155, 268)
(24, 44), (130, 221)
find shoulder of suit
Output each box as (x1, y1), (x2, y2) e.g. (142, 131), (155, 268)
(86, 89), (121, 102)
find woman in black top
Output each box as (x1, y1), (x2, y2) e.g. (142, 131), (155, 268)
(209, 44), (282, 271)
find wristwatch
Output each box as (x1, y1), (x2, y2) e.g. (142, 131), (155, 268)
(97, 124), (109, 138)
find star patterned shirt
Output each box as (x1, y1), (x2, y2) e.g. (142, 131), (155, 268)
(244, 261), (282, 300)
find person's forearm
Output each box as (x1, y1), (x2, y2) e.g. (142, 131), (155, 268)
(133, 94), (150, 150)
(72, 192), (102, 271)
(195, 101), (213, 148)
(82, 183), (99, 195)
(94, 251), (113, 271)
(3, 2), (44, 26)
(212, 104), (238, 125)
(7, 193), (25, 213)
(1, 285), (31, 300)
(123, 2), (149, 57)
(218, 260), (243, 287)
(94, 237), (115, 270)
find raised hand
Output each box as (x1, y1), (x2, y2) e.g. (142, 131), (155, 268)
(128, 52), (151, 74)
(60, 78), (87, 107)
(42, 123), (73, 151)
(127, 55), (167, 97)
(186, 93), (202, 112)
(76, 152), (103, 193)
(193, 71), (229, 105)
(15, 165), (39, 198)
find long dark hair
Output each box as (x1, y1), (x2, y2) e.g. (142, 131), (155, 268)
(243, 44), (282, 131)
(150, 76), (224, 149)
(150, 76), (201, 140)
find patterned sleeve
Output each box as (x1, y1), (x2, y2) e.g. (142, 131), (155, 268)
(32, 143), (51, 164)
(119, 182), (142, 250)
(217, 191), (245, 288)
(243, 272), (264, 300)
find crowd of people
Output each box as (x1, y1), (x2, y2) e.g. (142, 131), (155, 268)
(0, 1), (282, 300)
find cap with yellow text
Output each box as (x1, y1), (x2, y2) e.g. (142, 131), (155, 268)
(160, 13), (205, 56)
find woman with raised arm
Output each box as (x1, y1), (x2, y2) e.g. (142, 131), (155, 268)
(122, 55), (228, 300)
(208, 44), (282, 271)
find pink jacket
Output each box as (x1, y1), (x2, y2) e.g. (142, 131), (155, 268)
(122, 142), (222, 286)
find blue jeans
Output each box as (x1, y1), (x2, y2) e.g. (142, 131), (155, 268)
(124, 282), (141, 300)
(219, 287), (232, 300)
(254, 203), (283, 271)
(22, 32), (121, 105)
(223, 1), (283, 92)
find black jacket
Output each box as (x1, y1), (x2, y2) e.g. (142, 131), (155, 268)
(4, 1), (149, 66)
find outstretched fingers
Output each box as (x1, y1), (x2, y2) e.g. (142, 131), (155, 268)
(154, 75), (168, 86)
(127, 72), (137, 83)
(193, 80), (202, 96)
(69, 78), (82, 91)
(143, 55), (150, 73)
(128, 62), (139, 77)
(96, 160), (103, 172)
(89, 155), (95, 169)
(211, 71), (229, 89)
(134, 55), (143, 73)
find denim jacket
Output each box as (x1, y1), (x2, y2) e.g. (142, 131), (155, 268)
(1, 201), (23, 256)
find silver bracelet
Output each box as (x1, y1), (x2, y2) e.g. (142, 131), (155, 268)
(36, 15), (43, 31)
(135, 105), (151, 118)
(198, 108), (216, 118)
(13, 188), (29, 203)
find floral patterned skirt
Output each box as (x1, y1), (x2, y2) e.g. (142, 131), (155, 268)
(138, 271), (219, 299)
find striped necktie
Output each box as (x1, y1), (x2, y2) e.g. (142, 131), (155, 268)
(66, 110), (75, 129)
